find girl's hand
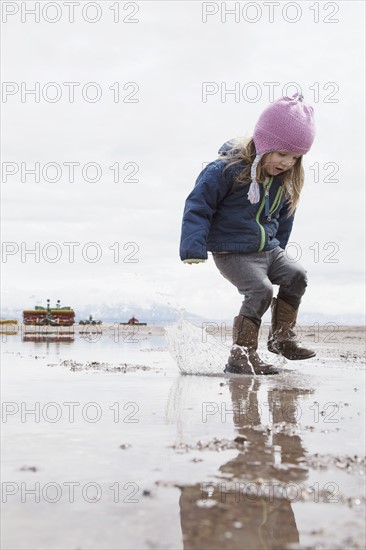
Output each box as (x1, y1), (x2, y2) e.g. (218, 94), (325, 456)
(183, 259), (206, 264)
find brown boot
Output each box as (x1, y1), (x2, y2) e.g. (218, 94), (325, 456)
(225, 316), (279, 375)
(268, 297), (316, 360)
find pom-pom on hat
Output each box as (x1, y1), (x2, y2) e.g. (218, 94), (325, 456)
(248, 93), (316, 204)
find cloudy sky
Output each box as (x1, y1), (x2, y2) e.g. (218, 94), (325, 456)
(1, 1), (365, 322)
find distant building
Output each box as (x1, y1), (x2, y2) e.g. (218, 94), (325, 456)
(23, 299), (75, 326)
(120, 315), (147, 326)
(128, 316), (139, 325)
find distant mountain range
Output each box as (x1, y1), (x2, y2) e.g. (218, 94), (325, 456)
(0, 302), (364, 326)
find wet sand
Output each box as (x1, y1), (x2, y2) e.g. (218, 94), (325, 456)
(1, 324), (365, 549)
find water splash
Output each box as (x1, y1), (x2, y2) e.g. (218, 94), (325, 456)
(164, 317), (230, 375)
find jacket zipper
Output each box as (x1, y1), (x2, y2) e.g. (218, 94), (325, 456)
(255, 177), (283, 252)
(256, 177), (273, 251)
(267, 186), (283, 220)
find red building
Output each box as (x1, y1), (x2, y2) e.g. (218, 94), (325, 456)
(23, 300), (75, 326)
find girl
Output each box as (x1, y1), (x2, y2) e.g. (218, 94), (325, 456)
(179, 93), (316, 375)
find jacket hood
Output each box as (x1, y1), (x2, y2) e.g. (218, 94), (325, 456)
(218, 139), (241, 157)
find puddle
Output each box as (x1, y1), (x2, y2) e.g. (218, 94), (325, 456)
(1, 323), (365, 549)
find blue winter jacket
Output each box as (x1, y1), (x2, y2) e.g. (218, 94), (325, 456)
(179, 140), (295, 261)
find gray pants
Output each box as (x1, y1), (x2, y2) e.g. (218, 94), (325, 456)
(212, 247), (308, 325)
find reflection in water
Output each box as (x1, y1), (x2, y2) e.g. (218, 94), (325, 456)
(0, 321), (19, 336)
(178, 377), (314, 550)
(21, 324), (75, 345)
(22, 326), (75, 347)
(22, 335), (75, 344)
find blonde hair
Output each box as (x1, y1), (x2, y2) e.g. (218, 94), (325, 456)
(219, 137), (304, 215)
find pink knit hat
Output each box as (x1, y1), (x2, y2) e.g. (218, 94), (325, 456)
(248, 93), (316, 203)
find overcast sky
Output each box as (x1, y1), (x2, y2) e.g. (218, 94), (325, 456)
(1, 1), (365, 322)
